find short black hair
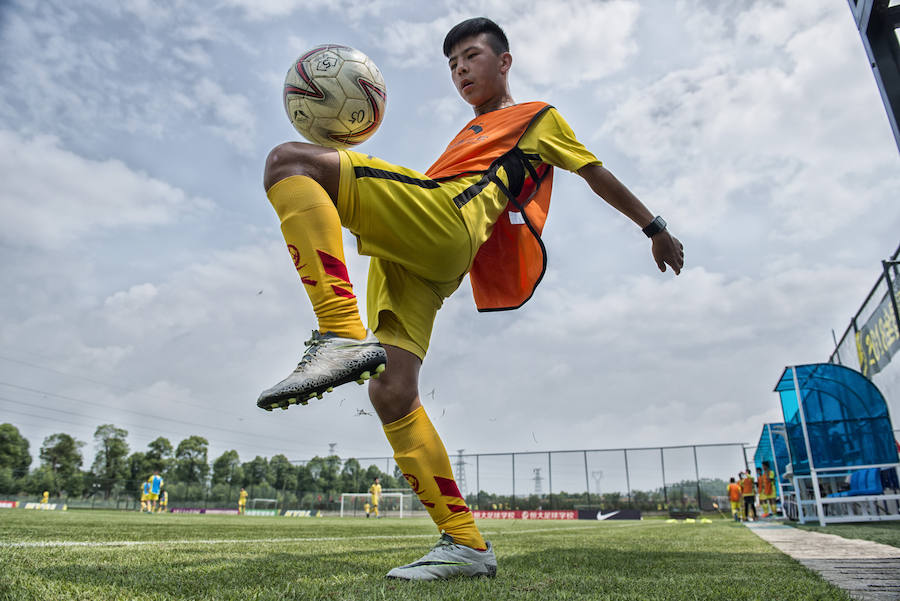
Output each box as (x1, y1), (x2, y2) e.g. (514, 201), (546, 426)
(443, 17), (509, 58)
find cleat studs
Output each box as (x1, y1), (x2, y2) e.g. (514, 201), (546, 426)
(356, 379), (364, 385)
(316, 393), (323, 400)
(300, 399), (309, 406)
(326, 387), (333, 393)
(375, 364), (386, 374)
(308, 392), (317, 399)
(264, 407), (273, 412)
(360, 371), (371, 380)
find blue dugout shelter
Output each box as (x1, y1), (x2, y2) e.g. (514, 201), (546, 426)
(774, 363), (900, 524)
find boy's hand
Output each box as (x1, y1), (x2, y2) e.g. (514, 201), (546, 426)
(651, 230), (684, 275)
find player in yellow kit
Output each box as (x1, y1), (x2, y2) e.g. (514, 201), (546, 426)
(40, 490), (49, 505)
(369, 477), (382, 519)
(158, 489), (168, 513)
(140, 480), (151, 512)
(255, 17), (684, 580)
(238, 488), (248, 515)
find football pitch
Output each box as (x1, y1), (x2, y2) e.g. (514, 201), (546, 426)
(0, 511), (852, 601)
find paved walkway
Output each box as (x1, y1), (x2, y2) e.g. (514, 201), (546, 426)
(746, 522), (900, 601)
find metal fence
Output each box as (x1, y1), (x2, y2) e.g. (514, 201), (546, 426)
(347, 442), (749, 513)
(829, 243), (900, 420)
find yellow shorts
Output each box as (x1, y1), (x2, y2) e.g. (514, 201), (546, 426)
(730, 501), (740, 512)
(148, 493), (159, 501)
(141, 494), (148, 502)
(336, 150), (475, 358)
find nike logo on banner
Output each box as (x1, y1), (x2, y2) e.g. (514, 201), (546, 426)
(596, 510), (620, 520)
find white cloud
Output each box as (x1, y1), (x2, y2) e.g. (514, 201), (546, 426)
(598, 2), (900, 242)
(0, 130), (212, 249)
(376, 0), (640, 88)
(193, 78), (257, 153)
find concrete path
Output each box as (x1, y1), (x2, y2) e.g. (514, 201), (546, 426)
(746, 522), (900, 601)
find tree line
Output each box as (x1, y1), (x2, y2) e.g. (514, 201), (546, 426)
(0, 422), (400, 506)
(1, 422), (730, 512)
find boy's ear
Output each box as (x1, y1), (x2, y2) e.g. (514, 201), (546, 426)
(499, 51), (512, 75)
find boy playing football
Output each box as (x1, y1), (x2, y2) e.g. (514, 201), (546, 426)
(257, 17), (683, 580)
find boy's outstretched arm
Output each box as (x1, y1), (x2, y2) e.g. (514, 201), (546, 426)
(577, 163), (684, 275)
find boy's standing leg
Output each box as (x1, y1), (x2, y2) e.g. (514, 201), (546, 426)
(259, 142), (495, 580)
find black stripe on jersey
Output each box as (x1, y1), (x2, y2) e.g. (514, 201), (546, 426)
(354, 166), (440, 188)
(452, 174), (492, 208)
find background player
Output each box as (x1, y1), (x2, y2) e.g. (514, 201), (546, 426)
(257, 17), (683, 580)
(727, 477), (742, 522)
(140, 479), (151, 513)
(740, 470), (757, 521)
(758, 462), (776, 517)
(148, 471), (164, 513)
(238, 487), (248, 515)
(158, 489), (168, 513)
(369, 477), (381, 519)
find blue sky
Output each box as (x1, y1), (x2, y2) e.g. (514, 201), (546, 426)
(1, 0), (898, 475)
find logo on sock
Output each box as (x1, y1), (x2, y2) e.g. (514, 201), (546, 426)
(403, 474), (422, 494)
(287, 244), (317, 286)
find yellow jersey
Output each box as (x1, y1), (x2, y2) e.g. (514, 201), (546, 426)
(369, 483), (382, 502)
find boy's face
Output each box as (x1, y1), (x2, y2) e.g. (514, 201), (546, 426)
(447, 33), (510, 107)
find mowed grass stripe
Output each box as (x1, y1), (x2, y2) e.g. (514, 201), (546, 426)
(0, 523), (606, 548)
(0, 513), (854, 601)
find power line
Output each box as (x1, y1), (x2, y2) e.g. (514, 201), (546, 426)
(0, 381), (315, 449)
(0, 399), (305, 457)
(0, 352), (252, 421)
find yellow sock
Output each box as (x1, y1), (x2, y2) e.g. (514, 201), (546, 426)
(384, 406), (486, 550)
(267, 175), (365, 339)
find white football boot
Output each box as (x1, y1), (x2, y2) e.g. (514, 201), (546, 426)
(257, 330), (386, 411)
(386, 533), (497, 581)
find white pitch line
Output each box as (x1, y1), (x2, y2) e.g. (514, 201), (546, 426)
(0, 524), (606, 549)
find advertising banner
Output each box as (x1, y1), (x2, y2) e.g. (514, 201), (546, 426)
(23, 503), (65, 511)
(244, 509), (279, 516)
(856, 284), (900, 377)
(577, 509), (642, 520)
(170, 508), (239, 514)
(0, 500), (18, 509)
(471, 510), (577, 520)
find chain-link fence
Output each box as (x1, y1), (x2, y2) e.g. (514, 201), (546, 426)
(2, 442), (750, 514)
(350, 443), (749, 514)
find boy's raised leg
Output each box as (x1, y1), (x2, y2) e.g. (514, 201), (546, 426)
(257, 144), (386, 410)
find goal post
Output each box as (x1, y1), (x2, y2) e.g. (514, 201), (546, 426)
(339, 492), (408, 518)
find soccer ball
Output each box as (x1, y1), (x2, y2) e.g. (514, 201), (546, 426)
(283, 45), (387, 149)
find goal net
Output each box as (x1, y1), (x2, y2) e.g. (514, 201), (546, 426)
(339, 492), (410, 518)
(246, 498), (278, 516)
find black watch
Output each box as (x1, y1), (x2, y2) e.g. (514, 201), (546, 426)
(642, 216), (666, 238)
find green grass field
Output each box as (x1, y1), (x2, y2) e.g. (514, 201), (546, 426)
(792, 520), (900, 549)
(0, 511), (852, 601)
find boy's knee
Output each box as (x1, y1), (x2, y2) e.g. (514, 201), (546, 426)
(264, 142), (314, 190)
(368, 371), (418, 423)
